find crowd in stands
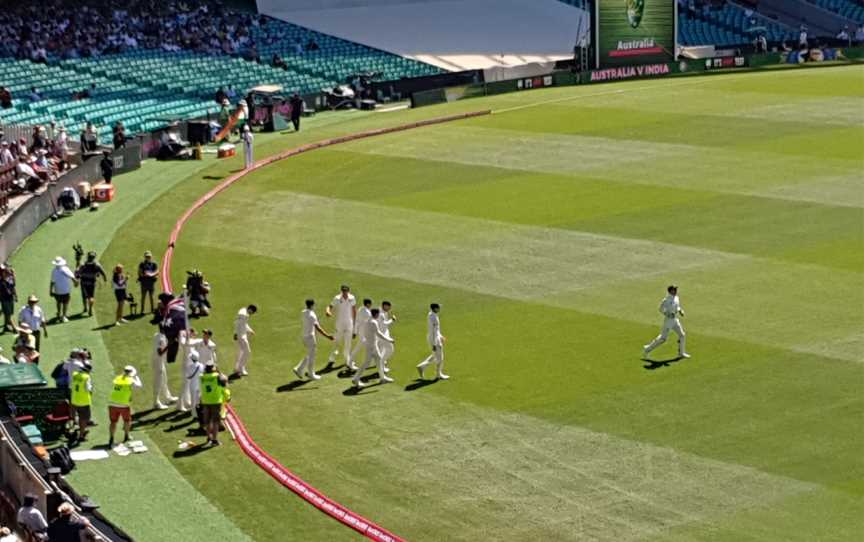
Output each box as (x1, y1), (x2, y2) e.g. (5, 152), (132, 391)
(0, 0), (328, 65)
(0, 125), (68, 193)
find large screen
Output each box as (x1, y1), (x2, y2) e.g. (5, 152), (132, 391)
(596, 0), (676, 68)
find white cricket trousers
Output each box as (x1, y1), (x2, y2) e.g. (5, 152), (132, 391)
(180, 376), (200, 412)
(235, 336), (251, 374)
(380, 340), (394, 367)
(644, 317), (686, 355)
(353, 344), (385, 384)
(350, 334), (366, 364)
(244, 142), (253, 169)
(417, 344), (445, 376)
(329, 326), (353, 365)
(295, 336), (318, 377)
(151, 355), (173, 405)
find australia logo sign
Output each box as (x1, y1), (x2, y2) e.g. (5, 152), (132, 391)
(626, 0), (645, 28)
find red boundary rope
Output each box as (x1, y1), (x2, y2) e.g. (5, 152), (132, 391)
(158, 109), (491, 542)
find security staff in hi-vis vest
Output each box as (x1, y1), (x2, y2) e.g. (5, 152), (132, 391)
(70, 361), (94, 441)
(200, 361), (228, 446)
(108, 365), (142, 448)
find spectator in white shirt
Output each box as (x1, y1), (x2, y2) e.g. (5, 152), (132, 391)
(16, 493), (47, 537)
(18, 294), (47, 352)
(50, 256), (77, 322)
(0, 142), (13, 166)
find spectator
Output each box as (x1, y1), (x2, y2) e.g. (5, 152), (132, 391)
(799, 25), (808, 47)
(112, 121), (126, 150)
(226, 84), (237, 101)
(46, 503), (90, 542)
(17, 294), (47, 352)
(100, 151), (114, 183)
(112, 264), (128, 325)
(12, 324), (38, 363)
(837, 26), (851, 47)
(856, 24), (864, 45)
(0, 142), (13, 166)
(0, 265), (16, 332)
(272, 53), (288, 70)
(137, 250), (158, 315)
(0, 87), (11, 109)
(29, 87), (41, 102)
(50, 256), (77, 322)
(16, 494), (47, 538)
(0, 525), (20, 541)
(79, 126), (98, 155)
(214, 86), (227, 105)
(54, 126), (69, 170)
(290, 93), (304, 132)
(76, 251), (107, 317)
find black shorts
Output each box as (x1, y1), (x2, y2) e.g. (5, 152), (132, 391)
(81, 283), (96, 298)
(140, 281), (155, 293)
(114, 289), (127, 302)
(201, 404), (221, 425)
(53, 293), (70, 304)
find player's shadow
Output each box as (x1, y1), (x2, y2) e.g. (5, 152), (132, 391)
(276, 380), (316, 392)
(131, 409), (185, 430)
(342, 381), (382, 396)
(404, 379), (438, 392)
(319, 362), (342, 376)
(642, 357), (683, 370)
(173, 443), (212, 458)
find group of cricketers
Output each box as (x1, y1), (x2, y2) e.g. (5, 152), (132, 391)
(68, 281), (687, 449)
(294, 284), (449, 388)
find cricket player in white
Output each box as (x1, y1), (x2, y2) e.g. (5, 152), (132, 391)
(233, 304), (257, 377)
(643, 285), (690, 359)
(349, 298), (372, 369)
(151, 331), (177, 409)
(379, 301), (395, 373)
(178, 329), (200, 412)
(326, 285), (356, 369)
(294, 299), (334, 381)
(417, 303), (449, 380)
(197, 329), (218, 367)
(183, 351), (204, 413)
(352, 308), (395, 387)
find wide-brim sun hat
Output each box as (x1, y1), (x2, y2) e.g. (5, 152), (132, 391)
(52, 256), (66, 266)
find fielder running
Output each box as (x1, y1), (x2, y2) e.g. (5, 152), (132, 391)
(233, 304), (257, 377)
(352, 308), (394, 388)
(349, 298), (372, 370)
(417, 303), (449, 380)
(294, 299), (334, 381)
(326, 285), (356, 369)
(643, 285), (691, 360)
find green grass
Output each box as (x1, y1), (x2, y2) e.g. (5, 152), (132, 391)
(9, 66), (864, 540)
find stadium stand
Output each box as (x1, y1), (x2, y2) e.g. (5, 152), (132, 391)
(0, 1), (439, 143)
(806, 0), (864, 23)
(679, 2), (797, 46)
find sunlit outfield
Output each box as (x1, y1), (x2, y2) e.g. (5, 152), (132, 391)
(11, 66), (864, 541)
